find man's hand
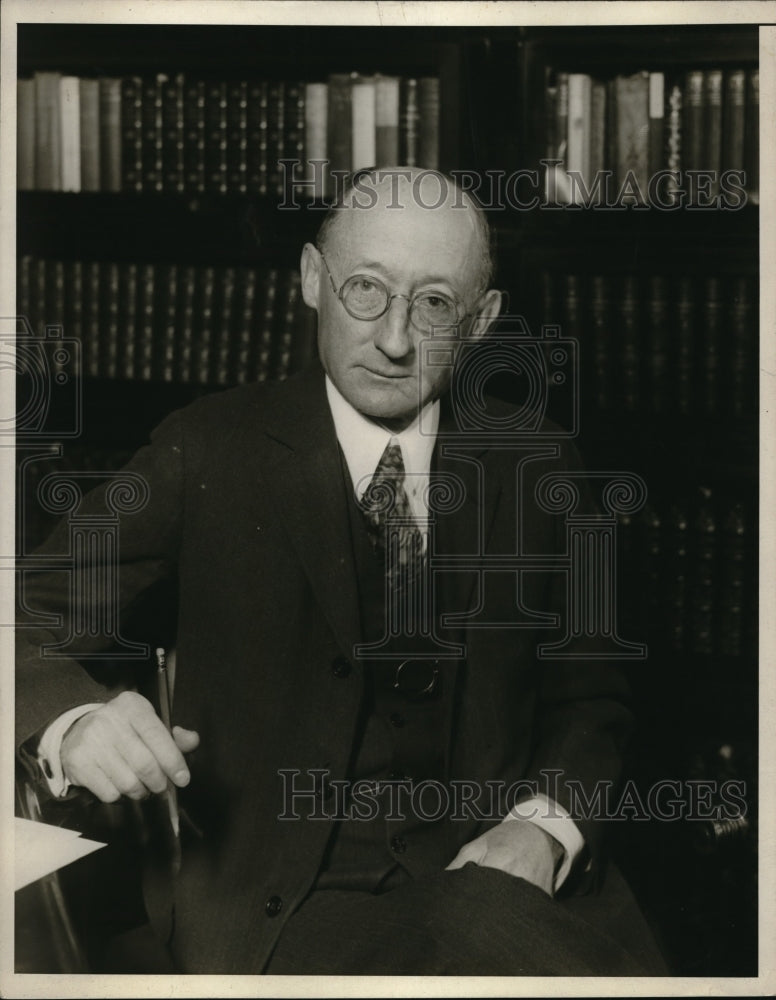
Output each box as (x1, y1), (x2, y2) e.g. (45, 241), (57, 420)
(60, 690), (200, 803)
(446, 820), (563, 896)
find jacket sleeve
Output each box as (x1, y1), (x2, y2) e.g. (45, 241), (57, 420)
(520, 435), (638, 884)
(15, 406), (186, 780)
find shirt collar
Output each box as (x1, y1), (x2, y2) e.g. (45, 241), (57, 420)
(325, 375), (440, 499)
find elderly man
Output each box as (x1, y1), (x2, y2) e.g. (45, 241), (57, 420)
(17, 168), (665, 975)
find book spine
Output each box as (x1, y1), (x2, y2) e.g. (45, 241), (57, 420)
(648, 72), (664, 180)
(675, 276), (695, 415)
(183, 79), (206, 194)
(723, 69), (746, 174)
(701, 276), (723, 415)
(195, 265), (215, 384)
(142, 75), (165, 194)
(691, 498), (716, 656)
(646, 275), (669, 414)
(728, 276), (756, 418)
(255, 269), (278, 381)
(162, 73), (186, 194)
(84, 261), (101, 378)
(59, 76), (81, 192)
(272, 271), (299, 381)
(665, 80), (682, 204)
(745, 69), (759, 204)
(719, 504), (746, 657)
(589, 80), (606, 189)
(400, 77), (420, 167)
(215, 266), (236, 385)
(703, 69), (723, 199)
(121, 76), (144, 193)
(283, 81), (306, 197)
(327, 73), (353, 195)
(34, 71), (62, 190)
(226, 81), (249, 196)
(119, 262), (138, 379)
(375, 75), (399, 167)
(683, 70), (704, 183)
(351, 76), (376, 173)
(29, 257), (45, 340)
(233, 266), (257, 383)
(137, 263), (155, 381)
(99, 77), (122, 192)
(79, 78), (100, 192)
(589, 275), (612, 410)
(101, 261), (120, 379)
(17, 79), (36, 190)
(665, 504), (689, 652)
(267, 82), (285, 197)
(46, 259), (67, 378)
(418, 76), (440, 170)
(619, 275), (640, 411)
(177, 265), (196, 382)
(157, 264), (178, 381)
(205, 81), (228, 195)
(246, 81), (269, 195)
(566, 73), (591, 201)
(615, 72), (649, 202)
(304, 82), (328, 198)
(17, 255), (32, 335)
(555, 72), (569, 171)
(64, 260), (83, 377)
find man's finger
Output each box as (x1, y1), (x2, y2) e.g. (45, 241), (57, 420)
(99, 747), (152, 800)
(172, 726), (200, 753)
(445, 841), (486, 870)
(65, 753), (122, 804)
(121, 695), (191, 786)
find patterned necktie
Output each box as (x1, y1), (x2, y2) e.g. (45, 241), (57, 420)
(359, 439), (424, 589)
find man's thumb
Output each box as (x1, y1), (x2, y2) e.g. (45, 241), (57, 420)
(172, 726), (200, 752)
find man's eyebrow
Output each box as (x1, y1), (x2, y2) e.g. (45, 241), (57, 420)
(350, 262), (459, 288)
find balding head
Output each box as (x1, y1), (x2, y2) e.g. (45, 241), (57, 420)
(317, 168), (495, 296)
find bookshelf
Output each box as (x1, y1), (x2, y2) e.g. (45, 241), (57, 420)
(15, 22), (759, 976)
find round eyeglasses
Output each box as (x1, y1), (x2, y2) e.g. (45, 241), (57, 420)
(318, 249), (468, 333)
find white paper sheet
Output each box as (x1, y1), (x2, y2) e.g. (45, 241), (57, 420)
(15, 817), (106, 890)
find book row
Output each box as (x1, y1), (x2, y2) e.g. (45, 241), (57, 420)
(546, 68), (759, 206)
(617, 490), (756, 660)
(541, 271), (758, 417)
(17, 257), (317, 387)
(17, 71), (441, 198)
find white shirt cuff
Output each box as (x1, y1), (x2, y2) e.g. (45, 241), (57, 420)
(503, 792), (585, 890)
(37, 704), (104, 797)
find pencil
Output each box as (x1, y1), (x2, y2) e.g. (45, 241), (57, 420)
(156, 647), (181, 844)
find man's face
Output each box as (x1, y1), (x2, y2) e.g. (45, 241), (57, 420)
(302, 183), (494, 430)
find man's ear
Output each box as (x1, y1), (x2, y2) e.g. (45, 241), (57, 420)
(467, 288), (503, 341)
(300, 243), (321, 310)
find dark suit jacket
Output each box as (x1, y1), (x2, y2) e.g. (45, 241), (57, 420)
(16, 367), (634, 973)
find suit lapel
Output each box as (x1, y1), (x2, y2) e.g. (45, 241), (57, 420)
(430, 397), (503, 646)
(256, 370), (362, 664)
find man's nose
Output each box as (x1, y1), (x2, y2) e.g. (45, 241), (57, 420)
(373, 296), (413, 360)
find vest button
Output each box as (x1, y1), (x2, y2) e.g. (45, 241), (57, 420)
(390, 835), (407, 854)
(389, 712), (405, 728)
(265, 895), (283, 917)
(331, 656), (352, 678)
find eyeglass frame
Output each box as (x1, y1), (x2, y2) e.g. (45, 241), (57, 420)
(315, 246), (480, 332)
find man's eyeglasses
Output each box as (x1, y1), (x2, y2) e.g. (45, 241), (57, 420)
(318, 249), (470, 334)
